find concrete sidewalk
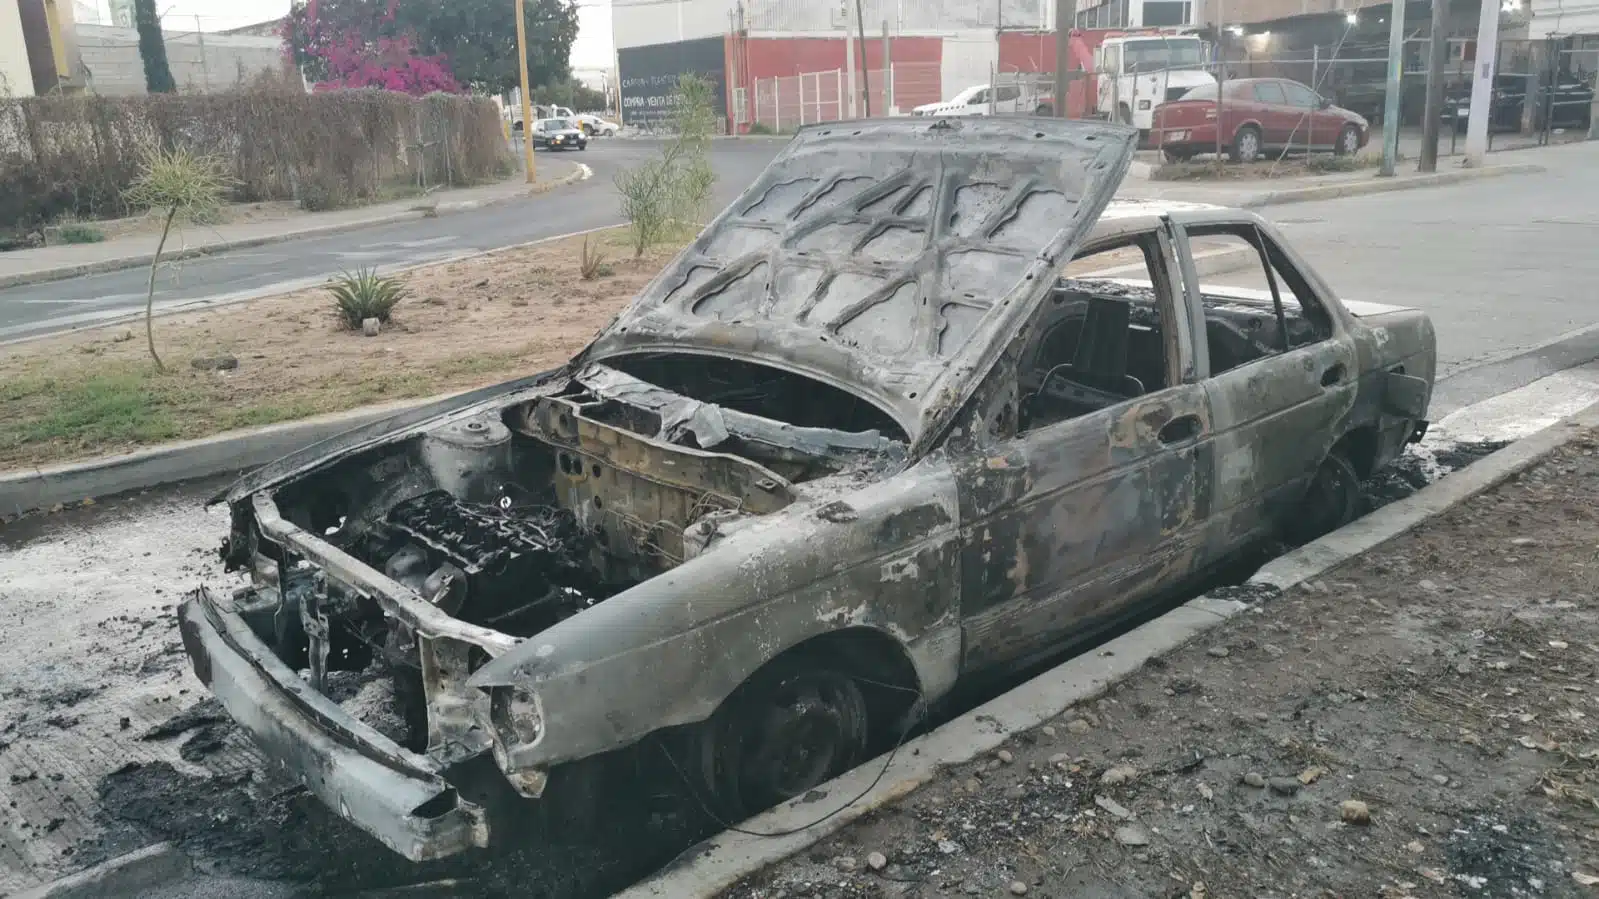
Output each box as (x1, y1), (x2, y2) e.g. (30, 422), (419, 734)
(0, 160), (589, 290)
(1117, 155), (1542, 208)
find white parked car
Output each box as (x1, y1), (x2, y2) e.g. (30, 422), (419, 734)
(912, 83), (1029, 117)
(574, 113), (619, 136)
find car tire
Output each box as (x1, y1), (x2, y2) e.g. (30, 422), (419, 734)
(1285, 448), (1363, 546)
(688, 653), (870, 822)
(1335, 124), (1361, 156)
(1229, 124), (1262, 163)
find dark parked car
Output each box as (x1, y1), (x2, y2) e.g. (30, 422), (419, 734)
(1153, 77), (1370, 163)
(178, 118), (1434, 862)
(530, 117), (588, 151)
(1443, 74), (1594, 133)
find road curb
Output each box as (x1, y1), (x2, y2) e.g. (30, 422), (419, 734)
(0, 390), (469, 520)
(615, 400), (1599, 899)
(1239, 162), (1542, 208)
(13, 843), (190, 899)
(0, 163), (591, 291)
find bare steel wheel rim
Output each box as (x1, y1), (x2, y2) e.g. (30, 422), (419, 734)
(733, 670), (868, 812)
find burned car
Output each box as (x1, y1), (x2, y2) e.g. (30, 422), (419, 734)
(179, 117), (1435, 861)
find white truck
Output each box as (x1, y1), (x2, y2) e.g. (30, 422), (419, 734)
(913, 30), (1216, 140)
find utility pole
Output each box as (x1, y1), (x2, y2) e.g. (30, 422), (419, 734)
(1215, 0), (1226, 161)
(1418, 0), (1450, 172)
(883, 20), (893, 114)
(1379, 0), (1407, 176)
(992, 0), (1002, 115)
(1463, 0), (1501, 165)
(1053, 0), (1076, 117)
(514, 0), (537, 183)
(854, 0), (873, 117)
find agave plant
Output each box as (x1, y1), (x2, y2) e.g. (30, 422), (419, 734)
(329, 268), (408, 330)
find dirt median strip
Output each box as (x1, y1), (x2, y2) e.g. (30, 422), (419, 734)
(620, 402), (1599, 899)
(0, 162), (592, 291)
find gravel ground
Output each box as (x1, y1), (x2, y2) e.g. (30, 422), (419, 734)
(724, 430), (1599, 899)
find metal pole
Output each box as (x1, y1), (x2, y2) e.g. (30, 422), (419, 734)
(1215, 0), (1226, 161)
(799, 74), (807, 125)
(855, 0), (873, 117)
(514, 0), (536, 183)
(993, 0), (1002, 115)
(1463, 0), (1499, 165)
(1379, 0), (1407, 175)
(195, 16), (210, 92)
(883, 20), (893, 113)
(1419, 0), (1450, 171)
(1054, 0), (1076, 117)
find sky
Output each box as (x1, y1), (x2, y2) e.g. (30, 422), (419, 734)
(129, 0), (617, 71)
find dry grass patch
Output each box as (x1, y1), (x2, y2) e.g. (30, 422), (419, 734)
(0, 227), (688, 470)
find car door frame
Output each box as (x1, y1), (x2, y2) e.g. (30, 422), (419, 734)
(1167, 210), (1361, 551)
(1249, 78), (1292, 148)
(1277, 79), (1326, 150)
(952, 217), (1217, 674)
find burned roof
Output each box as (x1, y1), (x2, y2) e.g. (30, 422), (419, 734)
(582, 117), (1138, 453)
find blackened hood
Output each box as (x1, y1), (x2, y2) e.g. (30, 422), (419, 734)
(581, 117), (1138, 453)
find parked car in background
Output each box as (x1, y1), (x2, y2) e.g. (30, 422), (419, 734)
(574, 113), (620, 136)
(1153, 77), (1369, 163)
(1443, 74), (1595, 133)
(530, 118), (588, 151)
(178, 117), (1434, 863)
(912, 83), (1029, 117)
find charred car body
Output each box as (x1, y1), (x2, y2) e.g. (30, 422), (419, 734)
(179, 117), (1435, 861)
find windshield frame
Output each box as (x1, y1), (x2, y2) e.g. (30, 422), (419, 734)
(1120, 38), (1207, 72)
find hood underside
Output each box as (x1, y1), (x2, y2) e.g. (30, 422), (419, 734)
(582, 117), (1138, 452)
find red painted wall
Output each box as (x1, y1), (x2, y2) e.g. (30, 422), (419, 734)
(999, 30), (1060, 74)
(729, 35), (945, 128)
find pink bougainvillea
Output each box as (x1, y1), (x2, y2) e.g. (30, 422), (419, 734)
(285, 0), (460, 96)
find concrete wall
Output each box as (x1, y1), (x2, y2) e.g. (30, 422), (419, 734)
(76, 23), (283, 95)
(613, 0), (1055, 51)
(1, 0), (36, 96)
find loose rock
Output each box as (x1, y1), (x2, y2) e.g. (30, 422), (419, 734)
(1095, 795), (1134, 819)
(362, 317), (382, 336)
(1207, 646), (1230, 658)
(866, 851), (888, 871)
(834, 856), (858, 873)
(1066, 718), (1092, 734)
(1340, 799), (1371, 825)
(996, 749), (1014, 764)
(1268, 777), (1301, 796)
(1114, 825), (1150, 846)
(1101, 765), (1137, 786)
(1010, 881), (1029, 895)
(1242, 772), (1267, 788)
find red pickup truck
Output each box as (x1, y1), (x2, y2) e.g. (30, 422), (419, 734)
(1152, 77), (1369, 163)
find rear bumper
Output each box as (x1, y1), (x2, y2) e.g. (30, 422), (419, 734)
(178, 587), (490, 861)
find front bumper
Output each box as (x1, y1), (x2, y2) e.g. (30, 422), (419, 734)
(178, 586), (490, 861)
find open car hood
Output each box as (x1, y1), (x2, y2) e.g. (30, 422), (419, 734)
(581, 117), (1138, 453)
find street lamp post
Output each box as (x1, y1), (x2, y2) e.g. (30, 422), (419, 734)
(515, 0), (537, 183)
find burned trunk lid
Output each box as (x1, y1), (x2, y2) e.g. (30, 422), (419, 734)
(582, 117), (1138, 455)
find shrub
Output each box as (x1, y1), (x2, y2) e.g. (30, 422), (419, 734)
(52, 223), (106, 244)
(0, 88), (512, 230)
(329, 268), (408, 329)
(579, 235), (609, 280)
(746, 122), (774, 135)
(613, 74), (718, 257)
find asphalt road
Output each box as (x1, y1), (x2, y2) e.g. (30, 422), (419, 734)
(0, 139), (781, 343)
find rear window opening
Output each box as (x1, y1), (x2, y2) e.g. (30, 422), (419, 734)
(605, 353), (909, 442)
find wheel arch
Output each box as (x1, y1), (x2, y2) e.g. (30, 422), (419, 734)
(727, 625), (927, 734)
(1333, 424), (1380, 478)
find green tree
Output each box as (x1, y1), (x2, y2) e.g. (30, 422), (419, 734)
(532, 80), (609, 112)
(614, 75), (718, 257)
(133, 0), (176, 93)
(285, 0), (580, 94)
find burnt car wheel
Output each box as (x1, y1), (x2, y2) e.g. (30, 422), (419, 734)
(693, 656), (870, 820)
(1286, 449), (1362, 546)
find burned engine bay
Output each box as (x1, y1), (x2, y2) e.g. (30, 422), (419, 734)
(236, 359), (908, 745)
